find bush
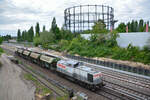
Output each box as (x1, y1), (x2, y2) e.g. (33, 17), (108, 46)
(59, 39), (70, 51)
(0, 61), (2, 67)
(40, 31), (55, 45)
(0, 37), (3, 44)
(33, 37), (41, 46)
(33, 31), (55, 47)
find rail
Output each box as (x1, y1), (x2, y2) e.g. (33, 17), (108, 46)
(66, 54), (150, 77)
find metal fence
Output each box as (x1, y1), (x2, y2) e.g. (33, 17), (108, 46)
(66, 54), (150, 76)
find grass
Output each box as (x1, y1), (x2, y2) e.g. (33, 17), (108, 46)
(0, 61), (2, 67)
(0, 48), (3, 67)
(20, 59), (51, 96)
(56, 95), (69, 100)
(24, 73), (70, 100)
(24, 73), (52, 96)
(0, 47), (4, 56)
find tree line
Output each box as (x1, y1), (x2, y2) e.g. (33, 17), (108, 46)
(17, 18), (150, 43)
(116, 19), (150, 33)
(0, 35), (12, 44)
(17, 17), (74, 47)
(17, 23), (39, 42)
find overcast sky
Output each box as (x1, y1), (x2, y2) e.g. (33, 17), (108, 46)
(0, 0), (150, 36)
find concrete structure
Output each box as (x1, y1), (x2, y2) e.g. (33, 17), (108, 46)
(116, 32), (150, 48)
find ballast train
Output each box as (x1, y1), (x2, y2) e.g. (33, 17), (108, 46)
(15, 47), (104, 91)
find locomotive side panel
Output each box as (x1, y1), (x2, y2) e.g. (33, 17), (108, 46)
(57, 62), (74, 77)
(74, 68), (88, 83)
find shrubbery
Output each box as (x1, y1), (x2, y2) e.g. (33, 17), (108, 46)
(31, 17), (150, 65)
(55, 33), (150, 64)
(0, 48), (4, 55)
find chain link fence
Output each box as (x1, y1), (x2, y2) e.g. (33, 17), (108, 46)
(66, 54), (150, 77)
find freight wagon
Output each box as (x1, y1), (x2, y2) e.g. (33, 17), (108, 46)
(15, 47), (104, 91)
(39, 53), (60, 70)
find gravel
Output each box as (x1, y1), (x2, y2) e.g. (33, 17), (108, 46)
(0, 54), (35, 100)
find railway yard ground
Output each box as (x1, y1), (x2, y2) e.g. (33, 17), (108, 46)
(0, 54), (35, 100)
(0, 47), (71, 100)
(1, 43), (150, 100)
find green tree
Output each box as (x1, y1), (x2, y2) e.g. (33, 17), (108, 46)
(33, 37), (41, 46)
(2, 35), (11, 42)
(50, 17), (61, 40)
(127, 22), (131, 32)
(116, 23), (126, 33)
(144, 22), (146, 32)
(139, 19), (144, 32)
(135, 21), (138, 32)
(39, 31), (55, 48)
(35, 22), (40, 37)
(130, 20), (135, 32)
(23, 30), (28, 41)
(27, 26), (34, 42)
(92, 19), (108, 34)
(0, 36), (3, 44)
(50, 17), (57, 32)
(43, 25), (46, 32)
(17, 29), (21, 42)
(21, 31), (25, 41)
(60, 26), (74, 40)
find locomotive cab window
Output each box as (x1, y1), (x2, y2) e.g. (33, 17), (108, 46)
(74, 62), (79, 68)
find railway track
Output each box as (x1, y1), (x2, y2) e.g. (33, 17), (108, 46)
(63, 55), (150, 100)
(74, 60), (150, 100)
(105, 80), (150, 100)
(90, 64), (150, 88)
(64, 54), (150, 87)
(85, 63), (150, 93)
(3, 44), (150, 100)
(17, 64), (67, 97)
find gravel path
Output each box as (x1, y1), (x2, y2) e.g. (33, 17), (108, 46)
(0, 54), (35, 100)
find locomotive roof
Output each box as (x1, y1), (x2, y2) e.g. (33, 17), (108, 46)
(59, 60), (79, 65)
(42, 51), (59, 58)
(77, 66), (100, 74)
(59, 60), (101, 74)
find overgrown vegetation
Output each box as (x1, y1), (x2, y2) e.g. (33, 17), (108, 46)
(0, 48), (4, 67)
(0, 35), (11, 44)
(0, 35), (11, 42)
(0, 61), (2, 67)
(17, 18), (150, 65)
(24, 73), (51, 96)
(0, 48), (4, 55)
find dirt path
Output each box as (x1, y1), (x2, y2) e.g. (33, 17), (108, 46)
(0, 54), (35, 100)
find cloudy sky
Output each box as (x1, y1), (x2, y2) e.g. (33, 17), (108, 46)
(0, 0), (150, 36)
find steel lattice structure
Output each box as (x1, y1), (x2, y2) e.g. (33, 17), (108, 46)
(64, 5), (116, 33)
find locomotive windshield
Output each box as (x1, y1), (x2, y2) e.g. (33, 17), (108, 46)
(74, 62), (79, 67)
(74, 62), (83, 67)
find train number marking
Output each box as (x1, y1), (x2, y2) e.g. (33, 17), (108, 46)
(58, 64), (66, 69)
